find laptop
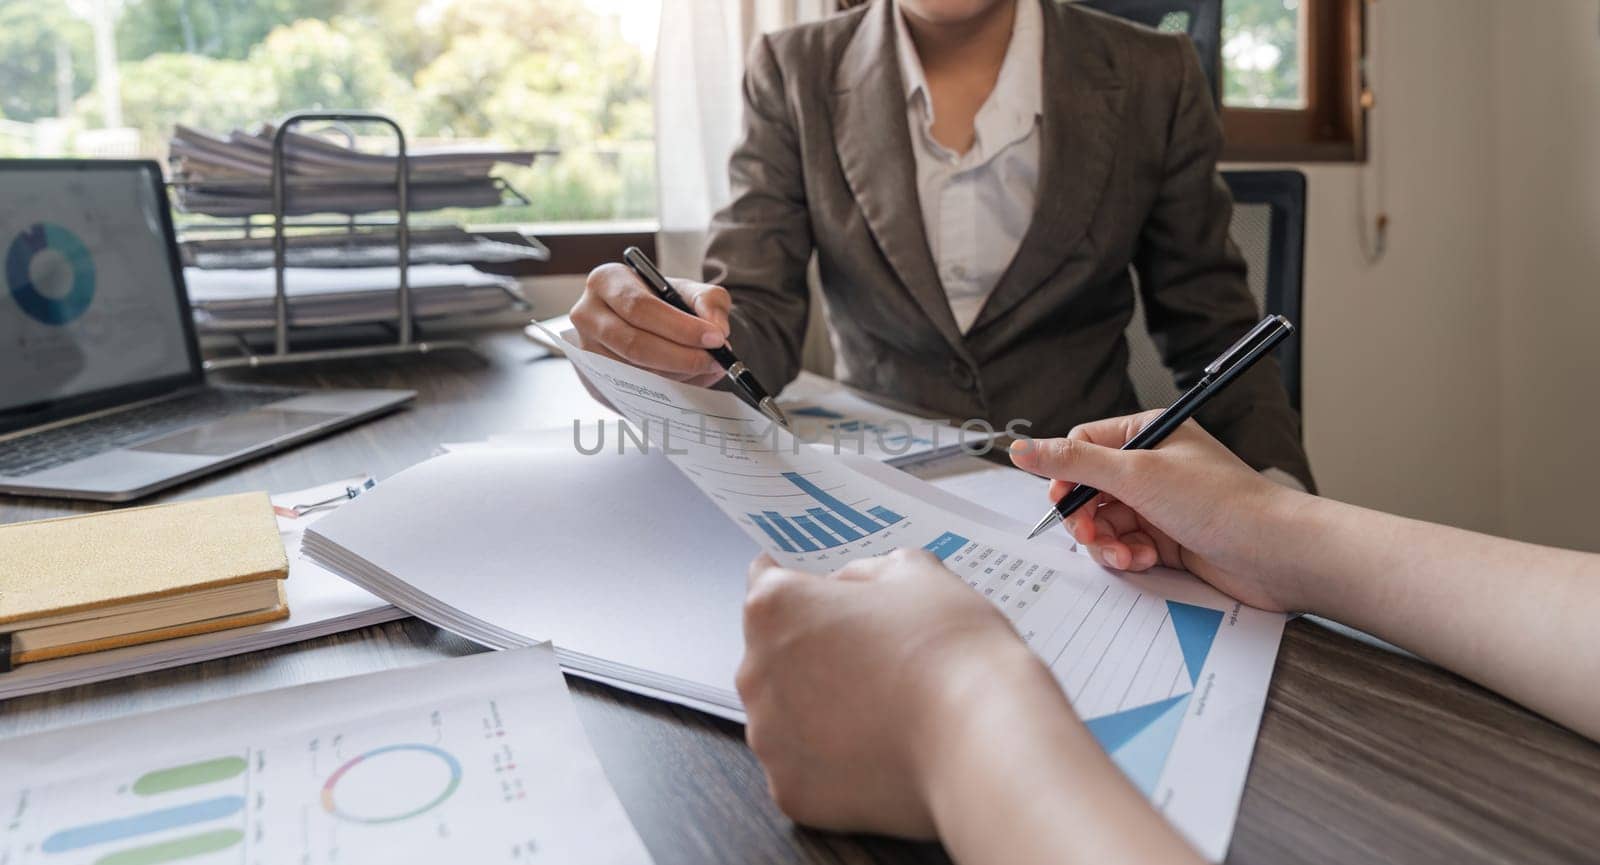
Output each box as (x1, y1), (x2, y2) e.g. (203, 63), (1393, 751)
(0, 159), (414, 502)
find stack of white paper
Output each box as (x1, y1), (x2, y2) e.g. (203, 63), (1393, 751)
(183, 227), (549, 270)
(184, 265), (524, 331)
(306, 448), (759, 718)
(169, 124), (549, 217)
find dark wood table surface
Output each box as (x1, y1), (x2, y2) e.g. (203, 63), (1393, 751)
(3, 329), (1597, 865)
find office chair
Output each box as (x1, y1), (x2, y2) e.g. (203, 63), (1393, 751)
(1078, 0), (1223, 105)
(1122, 169), (1308, 414)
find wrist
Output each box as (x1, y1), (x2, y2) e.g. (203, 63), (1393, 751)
(1232, 480), (1324, 613)
(909, 641), (1075, 822)
(907, 637), (1208, 865)
(1253, 486), (1342, 614)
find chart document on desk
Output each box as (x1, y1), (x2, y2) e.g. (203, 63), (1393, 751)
(0, 647), (652, 865)
(560, 332), (1285, 862)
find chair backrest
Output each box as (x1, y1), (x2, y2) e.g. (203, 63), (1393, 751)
(1078, 0), (1222, 105)
(1122, 169), (1307, 413)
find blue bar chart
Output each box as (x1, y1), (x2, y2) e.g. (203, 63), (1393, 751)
(744, 472), (905, 552)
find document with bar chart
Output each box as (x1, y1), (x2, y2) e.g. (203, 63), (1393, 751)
(773, 370), (985, 465)
(0, 646), (652, 865)
(560, 335), (1285, 860)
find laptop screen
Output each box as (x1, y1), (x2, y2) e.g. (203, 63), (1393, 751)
(0, 164), (196, 415)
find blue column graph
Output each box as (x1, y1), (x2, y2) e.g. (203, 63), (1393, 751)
(744, 473), (906, 552)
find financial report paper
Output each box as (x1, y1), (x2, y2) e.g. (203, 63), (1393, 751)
(558, 333), (1285, 860)
(0, 646), (652, 865)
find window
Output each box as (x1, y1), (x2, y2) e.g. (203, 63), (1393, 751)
(1219, 0), (1366, 162)
(0, 1), (661, 225)
(1222, 0), (1304, 109)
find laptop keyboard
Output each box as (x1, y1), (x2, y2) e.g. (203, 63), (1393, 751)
(0, 386), (306, 477)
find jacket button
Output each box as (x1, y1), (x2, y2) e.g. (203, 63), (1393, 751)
(948, 361), (976, 390)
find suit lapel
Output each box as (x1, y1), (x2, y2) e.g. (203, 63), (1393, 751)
(832, 0), (968, 355)
(970, 1), (1125, 333)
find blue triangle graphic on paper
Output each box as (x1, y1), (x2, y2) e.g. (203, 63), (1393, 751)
(1084, 692), (1190, 756)
(1110, 692), (1192, 796)
(1167, 601), (1224, 686)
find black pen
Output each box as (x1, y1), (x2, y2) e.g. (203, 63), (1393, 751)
(1026, 314), (1297, 540)
(622, 246), (790, 429)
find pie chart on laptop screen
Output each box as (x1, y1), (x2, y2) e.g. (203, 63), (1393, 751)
(6, 222), (97, 326)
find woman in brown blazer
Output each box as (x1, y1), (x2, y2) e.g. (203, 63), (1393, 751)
(573, 0), (1314, 489)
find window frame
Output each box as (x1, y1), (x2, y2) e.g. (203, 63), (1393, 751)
(467, 222), (658, 277)
(1220, 0), (1367, 163)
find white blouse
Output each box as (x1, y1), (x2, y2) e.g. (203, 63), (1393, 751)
(893, 0), (1044, 333)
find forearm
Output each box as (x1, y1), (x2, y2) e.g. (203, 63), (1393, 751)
(918, 647), (1202, 865)
(1272, 493), (1600, 739)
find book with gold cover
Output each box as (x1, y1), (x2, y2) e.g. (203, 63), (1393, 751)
(0, 492), (289, 669)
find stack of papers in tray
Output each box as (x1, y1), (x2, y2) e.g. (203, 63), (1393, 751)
(184, 264), (524, 331)
(0, 479), (402, 700)
(169, 124), (551, 217)
(181, 227), (549, 270)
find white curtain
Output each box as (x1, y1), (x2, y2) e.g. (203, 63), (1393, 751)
(653, 0), (834, 274)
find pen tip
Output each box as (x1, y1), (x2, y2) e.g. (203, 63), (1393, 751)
(758, 398), (791, 430)
(1027, 512), (1059, 540)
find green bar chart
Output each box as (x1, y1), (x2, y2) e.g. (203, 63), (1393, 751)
(93, 829), (244, 865)
(130, 757), (246, 796)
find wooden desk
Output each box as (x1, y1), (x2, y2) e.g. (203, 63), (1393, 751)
(3, 330), (1597, 865)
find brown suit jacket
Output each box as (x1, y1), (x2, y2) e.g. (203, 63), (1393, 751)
(704, 0), (1315, 488)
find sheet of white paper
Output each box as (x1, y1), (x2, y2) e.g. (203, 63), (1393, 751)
(524, 314), (574, 356)
(897, 452), (1065, 538)
(0, 479), (402, 701)
(0, 646), (652, 865)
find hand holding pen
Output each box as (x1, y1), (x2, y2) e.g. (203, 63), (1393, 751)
(571, 254), (736, 388)
(571, 248), (789, 427)
(1024, 315), (1296, 540)
(1007, 409), (1307, 611)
